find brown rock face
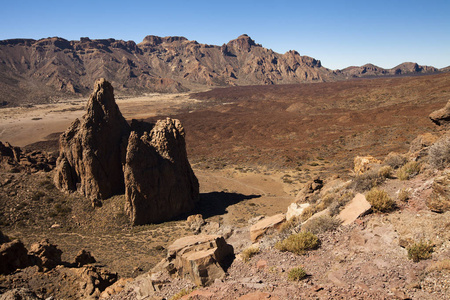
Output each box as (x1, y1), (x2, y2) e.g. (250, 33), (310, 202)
(54, 78), (130, 200)
(0, 240), (30, 274)
(124, 118), (199, 225)
(28, 239), (62, 271)
(429, 99), (450, 127)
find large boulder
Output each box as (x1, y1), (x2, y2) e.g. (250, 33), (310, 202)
(0, 240), (30, 274)
(429, 99), (450, 127)
(28, 239), (62, 271)
(250, 214), (286, 242)
(124, 118), (199, 225)
(54, 78), (130, 200)
(166, 235), (234, 286)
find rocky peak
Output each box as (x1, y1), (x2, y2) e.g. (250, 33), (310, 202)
(226, 34), (258, 52)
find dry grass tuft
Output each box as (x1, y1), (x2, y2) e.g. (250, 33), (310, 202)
(428, 136), (450, 169)
(397, 188), (410, 202)
(397, 161), (421, 180)
(407, 241), (434, 262)
(366, 188), (396, 212)
(288, 267), (307, 281)
(275, 231), (320, 255)
(241, 246), (260, 262)
(426, 259), (450, 273)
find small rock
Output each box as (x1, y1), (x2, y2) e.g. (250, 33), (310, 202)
(74, 249), (96, 267)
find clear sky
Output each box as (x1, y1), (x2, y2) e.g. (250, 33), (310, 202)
(1, 0), (449, 70)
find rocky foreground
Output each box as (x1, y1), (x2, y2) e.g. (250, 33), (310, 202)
(0, 93), (449, 299)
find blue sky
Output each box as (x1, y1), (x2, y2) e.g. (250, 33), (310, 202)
(1, 0), (449, 70)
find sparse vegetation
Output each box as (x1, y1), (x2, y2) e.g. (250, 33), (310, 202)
(407, 241), (434, 262)
(352, 169), (387, 192)
(378, 165), (393, 179)
(366, 188), (396, 212)
(241, 246), (260, 262)
(275, 231), (320, 255)
(279, 217), (299, 233)
(428, 136), (450, 169)
(383, 153), (407, 169)
(170, 287), (196, 300)
(301, 215), (342, 234)
(396, 161), (421, 180)
(288, 267), (307, 281)
(397, 188), (410, 202)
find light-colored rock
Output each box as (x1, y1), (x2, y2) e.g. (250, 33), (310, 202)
(167, 235), (234, 286)
(286, 202), (310, 221)
(99, 277), (133, 299)
(250, 214), (286, 242)
(337, 193), (372, 225)
(186, 214), (205, 232)
(354, 156), (382, 175)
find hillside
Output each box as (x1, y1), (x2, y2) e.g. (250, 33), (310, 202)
(0, 34), (444, 107)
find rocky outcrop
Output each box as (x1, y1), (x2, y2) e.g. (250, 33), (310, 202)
(429, 100), (450, 128)
(0, 288), (40, 300)
(0, 142), (56, 173)
(54, 78), (130, 200)
(0, 240), (30, 274)
(124, 118), (199, 225)
(74, 249), (96, 267)
(28, 239), (63, 271)
(337, 193), (372, 225)
(249, 214), (286, 242)
(426, 173), (450, 213)
(295, 176), (324, 203)
(353, 156), (382, 175)
(286, 202), (310, 221)
(166, 235), (234, 286)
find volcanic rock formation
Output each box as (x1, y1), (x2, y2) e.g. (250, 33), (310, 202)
(54, 78), (198, 224)
(54, 78), (130, 200)
(429, 99), (450, 127)
(124, 118), (199, 225)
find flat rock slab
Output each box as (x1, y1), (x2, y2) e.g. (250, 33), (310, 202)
(250, 214), (286, 242)
(338, 193), (371, 225)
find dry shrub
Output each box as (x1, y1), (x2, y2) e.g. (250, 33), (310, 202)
(241, 246), (260, 262)
(366, 188), (396, 212)
(301, 215), (342, 234)
(288, 267), (307, 281)
(279, 217), (299, 233)
(396, 161), (421, 180)
(300, 206), (315, 222)
(384, 152), (407, 169)
(407, 241), (434, 262)
(428, 136), (450, 169)
(397, 188), (410, 202)
(352, 169), (386, 192)
(378, 165), (393, 179)
(426, 174), (450, 213)
(275, 231), (320, 255)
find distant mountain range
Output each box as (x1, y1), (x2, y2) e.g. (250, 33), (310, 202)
(0, 34), (447, 106)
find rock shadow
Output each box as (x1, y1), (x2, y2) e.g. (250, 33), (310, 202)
(194, 191), (261, 219)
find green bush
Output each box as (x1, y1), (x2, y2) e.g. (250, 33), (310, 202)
(407, 241), (434, 262)
(397, 161), (421, 180)
(366, 188), (396, 212)
(288, 267), (307, 281)
(275, 231), (320, 255)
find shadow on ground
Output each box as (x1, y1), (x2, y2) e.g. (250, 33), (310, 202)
(194, 191), (261, 219)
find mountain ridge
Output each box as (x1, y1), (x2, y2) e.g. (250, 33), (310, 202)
(0, 34), (446, 106)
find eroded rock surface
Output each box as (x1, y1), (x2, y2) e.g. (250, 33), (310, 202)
(429, 99), (450, 127)
(28, 239), (63, 271)
(54, 78), (130, 200)
(124, 118), (199, 225)
(0, 240), (29, 274)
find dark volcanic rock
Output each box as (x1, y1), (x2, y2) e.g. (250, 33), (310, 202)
(54, 78), (130, 200)
(0, 240), (30, 274)
(429, 99), (450, 127)
(28, 239), (62, 272)
(124, 118), (199, 225)
(74, 249), (96, 267)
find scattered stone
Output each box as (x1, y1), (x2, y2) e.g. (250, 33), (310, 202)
(353, 156), (382, 175)
(74, 249), (96, 267)
(286, 202), (310, 221)
(124, 118), (199, 225)
(28, 239), (62, 271)
(256, 259), (267, 270)
(181, 290), (215, 299)
(408, 133), (438, 159)
(237, 291), (279, 300)
(99, 278), (133, 299)
(186, 214), (205, 232)
(54, 78), (130, 200)
(250, 214), (286, 242)
(295, 176), (323, 202)
(0, 240), (30, 274)
(50, 223), (61, 229)
(429, 99), (450, 127)
(167, 234), (234, 286)
(337, 193), (372, 225)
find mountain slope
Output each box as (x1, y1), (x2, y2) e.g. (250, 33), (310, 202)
(0, 34), (443, 106)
